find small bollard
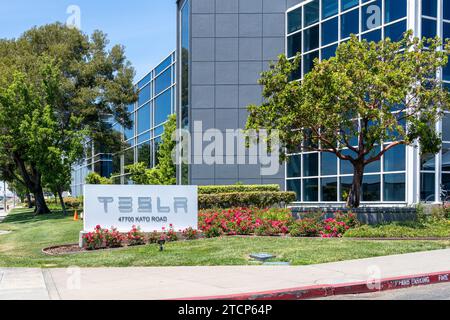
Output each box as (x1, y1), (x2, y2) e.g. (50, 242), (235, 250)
(158, 239), (166, 252)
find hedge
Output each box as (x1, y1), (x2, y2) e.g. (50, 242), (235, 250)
(198, 184), (280, 195)
(198, 191), (296, 209)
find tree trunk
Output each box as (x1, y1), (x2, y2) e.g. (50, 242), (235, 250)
(34, 187), (51, 215)
(347, 162), (364, 209)
(26, 191), (33, 209)
(13, 153), (50, 215)
(57, 187), (67, 216)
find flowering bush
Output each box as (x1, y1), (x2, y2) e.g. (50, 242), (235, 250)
(334, 211), (359, 229)
(166, 225), (179, 242)
(104, 227), (124, 248)
(289, 218), (320, 237)
(127, 225), (146, 246)
(83, 225), (105, 250)
(320, 218), (349, 238)
(199, 208), (292, 238)
(182, 227), (199, 240)
(148, 231), (160, 244)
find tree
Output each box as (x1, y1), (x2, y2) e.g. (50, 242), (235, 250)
(0, 23), (137, 214)
(247, 32), (450, 208)
(127, 114), (177, 185)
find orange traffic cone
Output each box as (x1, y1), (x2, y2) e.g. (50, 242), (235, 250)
(73, 210), (79, 221)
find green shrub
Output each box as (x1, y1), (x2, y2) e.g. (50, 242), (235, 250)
(198, 191), (296, 209)
(198, 184), (280, 195)
(63, 197), (82, 209)
(344, 220), (450, 238)
(85, 172), (112, 185)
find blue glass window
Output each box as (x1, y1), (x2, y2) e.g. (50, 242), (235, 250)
(303, 153), (319, 177)
(155, 56), (172, 76)
(384, 19), (407, 42)
(444, 22), (450, 41)
(138, 72), (151, 89)
(321, 152), (337, 176)
(287, 155), (301, 178)
(138, 84), (151, 106)
(340, 176), (353, 201)
(322, 0), (338, 19)
(124, 121), (135, 141)
(340, 149), (357, 175)
(304, 0), (319, 27)
(137, 103), (151, 134)
(137, 132), (151, 144)
(155, 69), (171, 95)
(304, 25), (320, 52)
(322, 17), (338, 46)
(303, 178), (319, 201)
(362, 175), (381, 201)
(288, 8), (302, 33)
(362, 29), (382, 43)
(321, 177), (338, 201)
(443, 114), (450, 141)
(443, 55), (450, 81)
(287, 180), (301, 201)
(443, 173), (450, 192)
(422, 18), (437, 39)
(384, 144), (406, 172)
(385, 0), (407, 23)
(154, 125), (164, 137)
(290, 63), (302, 81)
(420, 173), (435, 201)
(124, 148), (135, 166)
(421, 152), (436, 171)
(362, 0), (382, 32)
(442, 144), (450, 172)
(321, 44), (338, 60)
(288, 33), (302, 58)
(445, 0), (450, 20)
(155, 90), (172, 126)
(303, 50), (319, 74)
(341, 0), (358, 11)
(422, 0), (438, 17)
(365, 146), (381, 173)
(341, 9), (359, 39)
(138, 142), (151, 168)
(384, 174), (406, 201)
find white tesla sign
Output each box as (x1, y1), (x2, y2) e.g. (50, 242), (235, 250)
(83, 185), (198, 232)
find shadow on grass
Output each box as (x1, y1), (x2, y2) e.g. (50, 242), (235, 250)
(2, 208), (75, 225)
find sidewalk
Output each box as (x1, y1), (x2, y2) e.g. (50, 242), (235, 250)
(0, 249), (449, 300)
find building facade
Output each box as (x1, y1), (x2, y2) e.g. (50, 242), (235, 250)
(71, 52), (176, 196)
(72, 0), (450, 207)
(176, 0), (289, 187)
(176, 0), (450, 206)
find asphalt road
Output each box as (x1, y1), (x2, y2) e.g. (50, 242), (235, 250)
(318, 283), (450, 300)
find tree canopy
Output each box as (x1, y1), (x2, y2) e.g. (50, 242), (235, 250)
(0, 23), (137, 214)
(247, 32), (450, 208)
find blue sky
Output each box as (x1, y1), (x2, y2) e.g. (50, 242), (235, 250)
(0, 1), (176, 81)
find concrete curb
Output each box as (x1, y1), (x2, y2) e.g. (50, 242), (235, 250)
(179, 271), (450, 300)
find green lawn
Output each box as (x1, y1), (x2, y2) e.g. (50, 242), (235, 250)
(1, 208), (449, 268)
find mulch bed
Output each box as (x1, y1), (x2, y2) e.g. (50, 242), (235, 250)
(42, 244), (149, 256)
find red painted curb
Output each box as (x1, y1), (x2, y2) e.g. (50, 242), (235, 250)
(177, 271), (450, 300)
